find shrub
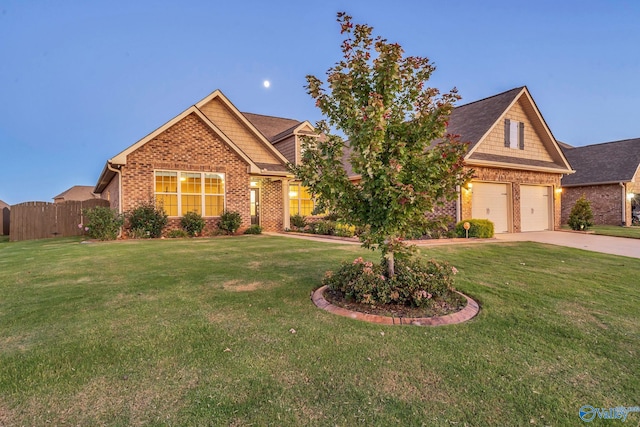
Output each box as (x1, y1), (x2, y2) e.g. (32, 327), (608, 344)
(180, 211), (206, 237)
(290, 214), (307, 230)
(323, 256), (458, 308)
(127, 200), (168, 238)
(218, 210), (242, 235)
(310, 219), (336, 235)
(334, 222), (355, 237)
(167, 229), (189, 238)
(568, 195), (594, 231)
(323, 258), (389, 305)
(455, 219), (494, 238)
(83, 206), (123, 241)
(244, 224), (263, 234)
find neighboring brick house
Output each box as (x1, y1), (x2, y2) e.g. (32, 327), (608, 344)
(94, 90), (315, 233)
(560, 138), (640, 226)
(0, 199), (9, 236)
(344, 86), (574, 233)
(53, 185), (99, 203)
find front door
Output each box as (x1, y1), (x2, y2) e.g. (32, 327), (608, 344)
(250, 188), (260, 225)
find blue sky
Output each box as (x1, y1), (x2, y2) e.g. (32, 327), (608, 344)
(1, 0), (639, 205)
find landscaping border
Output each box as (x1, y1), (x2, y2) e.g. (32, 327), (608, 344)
(311, 285), (479, 326)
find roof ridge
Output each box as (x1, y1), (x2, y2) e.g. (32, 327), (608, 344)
(242, 111), (299, 122)
(569, 137), (640, 149)
(455, 86), (525, 110)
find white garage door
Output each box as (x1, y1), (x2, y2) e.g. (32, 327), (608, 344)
(520, 185), (551, 232)
(472, 183), (509, 233)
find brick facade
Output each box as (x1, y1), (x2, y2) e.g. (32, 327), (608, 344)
(109, 112), (264, 234)
(464, 166), (561, 232)
(562, 184), (627, 226)
(561, 166), (640, 226)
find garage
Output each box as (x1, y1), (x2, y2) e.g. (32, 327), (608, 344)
(520, 185), (551, 231)
(472, 182), (510, 233)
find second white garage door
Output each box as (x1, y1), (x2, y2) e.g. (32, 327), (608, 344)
(520, 185), (551, 232)
(472, 182), (509, 233)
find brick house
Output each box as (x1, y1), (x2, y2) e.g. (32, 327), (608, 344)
(560, 138), (640, 226)
(94, 90), (315, 233)
(344, 87), (574, 233)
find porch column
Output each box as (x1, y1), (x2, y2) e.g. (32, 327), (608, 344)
(282, 178), (291, 230)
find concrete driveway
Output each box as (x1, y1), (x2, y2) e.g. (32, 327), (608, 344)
(495, 231), (640, 259)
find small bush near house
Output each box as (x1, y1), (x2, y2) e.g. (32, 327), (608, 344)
(243, 225), (262, 235)
(128, 201), (168, 238)
(309, 219), (336, 235)
(568, 195), (594, 231)
(323, 256), (459, 308)
(455, 219), (494, 238)
(334, 222), (356, 237)
(167, 229), (189, 238)
(290, 214), (307, 230)
(218, 211), (242, 235)
(83, 206), (124, 241)
(180, 211), (206, 237)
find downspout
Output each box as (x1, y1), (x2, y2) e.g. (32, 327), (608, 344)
(620, 182), (627, 225)
(107, 162), (124, 237)
(455, 185), (462, 223)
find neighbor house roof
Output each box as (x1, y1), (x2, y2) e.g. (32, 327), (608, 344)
(0, 200), (9, 209)
(561, 138), (640, 187)
(53, 185), (99, 202)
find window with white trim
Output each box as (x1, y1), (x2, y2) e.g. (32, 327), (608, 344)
(289, 183), (315, 216)
(155, 170), (225, 217)
(504, 119), (525, 150)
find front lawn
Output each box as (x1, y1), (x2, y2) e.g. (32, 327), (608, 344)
(562, 224), (640, 239)
(0, 236), (638, 425)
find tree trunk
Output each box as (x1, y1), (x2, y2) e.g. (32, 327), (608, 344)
(386, 251), (395, 278)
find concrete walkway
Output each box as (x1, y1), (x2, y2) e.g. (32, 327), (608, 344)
(495, 231), (640, 259)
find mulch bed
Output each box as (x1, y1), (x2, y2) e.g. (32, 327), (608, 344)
(323, 288), (467, 318)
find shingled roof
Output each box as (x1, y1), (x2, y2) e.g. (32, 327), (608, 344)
(342, 86), (572, 178)
(53, 185), (99, 202)
(242, 112), (302, 142)
(447, 87), (524, 151)
(561, 138), (640, 186)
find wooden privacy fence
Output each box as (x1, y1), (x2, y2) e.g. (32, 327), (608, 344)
(10, 199), (111, 242)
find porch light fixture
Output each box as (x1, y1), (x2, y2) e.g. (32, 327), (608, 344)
(555, 188), (563, 194)
(627, 193), (635, 200)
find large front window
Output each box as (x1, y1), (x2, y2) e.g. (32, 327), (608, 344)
(155, 170), (225, 216)
(289, 183), (314, 216)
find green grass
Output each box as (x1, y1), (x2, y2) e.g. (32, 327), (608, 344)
(562, 224), (640, 239)
(592, 225), (640, 239)
(0, 236), (638, 426)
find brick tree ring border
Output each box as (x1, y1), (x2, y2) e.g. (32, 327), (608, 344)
(311, 286), (480, 326)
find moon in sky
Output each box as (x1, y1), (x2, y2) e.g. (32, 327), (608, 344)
(263, 80), (270, 88)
